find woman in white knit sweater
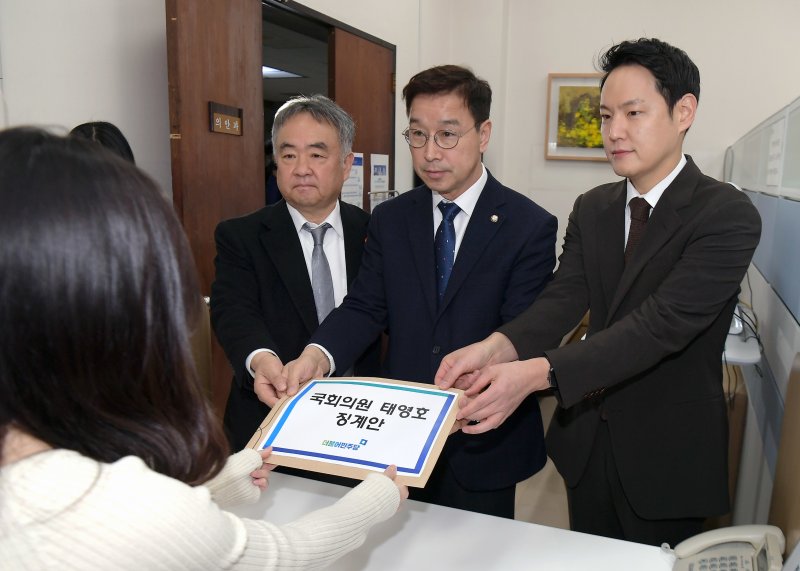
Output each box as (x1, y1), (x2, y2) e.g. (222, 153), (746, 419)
(0, 127), (407, 570)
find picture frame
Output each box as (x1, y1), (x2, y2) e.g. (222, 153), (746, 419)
(545, 73), (607, 161)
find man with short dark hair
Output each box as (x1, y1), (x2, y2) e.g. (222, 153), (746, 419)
(436, 39), (762, 546)
(266, 65), (558, 518)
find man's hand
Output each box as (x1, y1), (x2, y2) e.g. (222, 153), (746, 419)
(455, 357), (550, 434)
(435, 332), (519, 391)
(282, 345), (331, 398)
(251, 352), (287, 407)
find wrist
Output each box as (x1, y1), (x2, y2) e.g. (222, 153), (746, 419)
(546, 364), (558, 390)
(486, 332), (518, 365)
(247, 349), (279, 378)
(542, 356), (560, 397)
(307, 345), (332, 376)
(250, 350), (279, 373)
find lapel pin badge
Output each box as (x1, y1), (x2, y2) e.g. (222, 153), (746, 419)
(490, 214), (499, 223)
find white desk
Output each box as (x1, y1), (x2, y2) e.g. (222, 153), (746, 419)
(230, 472), (671, 571)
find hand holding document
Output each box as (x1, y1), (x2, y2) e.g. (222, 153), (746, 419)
(247, 377), (462, 487)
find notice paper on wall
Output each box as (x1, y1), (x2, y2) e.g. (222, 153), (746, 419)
(247, 377), (461, 487)
(341, 152), (364, 209)
(369, 153), (395, 212)
(370, 154), (389, 193)
(766, 120), (785, 188)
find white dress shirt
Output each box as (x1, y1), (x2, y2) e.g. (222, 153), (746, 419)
(321, 164), (490, 375)
(624, 154), (687, 246)
(287, 201), (348, 307)
(431, 163), (487, 258)
(246, 202), (348, 375)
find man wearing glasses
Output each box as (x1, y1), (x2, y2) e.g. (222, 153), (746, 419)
(266, 65), (557, 517)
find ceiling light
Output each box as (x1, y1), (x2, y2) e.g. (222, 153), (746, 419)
(262, 66), (302, 79)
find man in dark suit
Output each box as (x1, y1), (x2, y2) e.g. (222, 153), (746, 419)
(264, 65), (557, 518)
(211, 95), (377, 451)
(436, 39), (761, 546)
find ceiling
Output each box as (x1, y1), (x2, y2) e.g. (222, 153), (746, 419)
(262, 15), (328, 103)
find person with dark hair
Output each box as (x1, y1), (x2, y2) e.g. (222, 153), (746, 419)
(0, 127), (405, 569)
(436, 38), (761, 546)
(211, 95), (380, 454)
(69, 120), (135, 163)
(269, 65), (558, 518)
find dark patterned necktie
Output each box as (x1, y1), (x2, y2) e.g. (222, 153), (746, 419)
(435, 201), (461, 301)
(625, 197), (651, 264)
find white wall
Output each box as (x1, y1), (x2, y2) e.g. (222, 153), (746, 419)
(5, 0), (798, 232)
(292, 0), (427, 194)
(447, 0), (800, 248)
(0, 0), (172, 195)
(300, 0), (800, 251)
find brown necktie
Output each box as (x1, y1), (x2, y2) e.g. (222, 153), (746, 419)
(625, 197), (651, 264)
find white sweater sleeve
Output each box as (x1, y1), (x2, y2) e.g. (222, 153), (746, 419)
(204, 449), (264, 508)
(2, 450), (400, 571)
(232, 473), (400, 570)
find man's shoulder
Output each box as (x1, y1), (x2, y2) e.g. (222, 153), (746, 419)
(692, 177), (759, 223)
(563, 179), (623, 212)
(695, 171), (743, 198)
(216, 203), (292, 238)
(371, 185), (427, 216)
(339, 200), (371, 224)
(396, 185), (430, 203)
(218, 203), (276, 228)
(583, 178), (624, 198)
(670, 158), (753, 210)
(485, 176), (555, 221)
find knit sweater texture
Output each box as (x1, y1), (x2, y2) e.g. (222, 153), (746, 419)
(0, 448), (399, 569)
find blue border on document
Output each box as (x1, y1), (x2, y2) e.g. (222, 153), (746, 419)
(262, 380), (455, 475)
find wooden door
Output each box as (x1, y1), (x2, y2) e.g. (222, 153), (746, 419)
(329, 28), (395, 210)
(166, 0), (264, 416)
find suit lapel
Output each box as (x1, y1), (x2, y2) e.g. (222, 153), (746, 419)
(606, 158), (699, 322)
(339, 201), (364, 284)
(261, 201), (318, 333)
(406, 188), (438, 318)
(595, 182), (627, 311)
(438, 174), (504, 315)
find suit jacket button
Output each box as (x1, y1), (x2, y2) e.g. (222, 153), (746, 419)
(432, 346), (441, 354)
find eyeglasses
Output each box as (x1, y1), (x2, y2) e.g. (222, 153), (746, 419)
(402, 123), (479, 149)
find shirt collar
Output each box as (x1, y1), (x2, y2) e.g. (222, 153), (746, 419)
(286, 200), (343, 237)
(431, 163), (487, 215)
(626, 154), (687, 208)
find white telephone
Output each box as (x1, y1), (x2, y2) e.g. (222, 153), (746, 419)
(672, 525), (785, 571)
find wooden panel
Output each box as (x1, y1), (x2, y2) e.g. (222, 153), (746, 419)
(166, 0), (264, 293)
(769, 352), (800, 555)
(166, 0), (264, 416)
(189, 298), (213, 397)
(705, 364), (749, 531)
(329, 28), (395, 210)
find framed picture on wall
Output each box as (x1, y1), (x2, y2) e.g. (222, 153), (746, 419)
(545, 73), (607, 161)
